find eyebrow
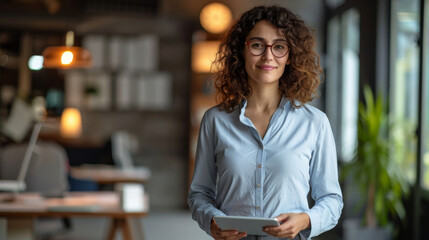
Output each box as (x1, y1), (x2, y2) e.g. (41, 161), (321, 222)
(247, 37), (287, 43)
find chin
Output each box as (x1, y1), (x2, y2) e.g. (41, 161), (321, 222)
(252, 78), (280, 85)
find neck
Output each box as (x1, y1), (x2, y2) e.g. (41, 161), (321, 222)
(247, 83), (282, 112)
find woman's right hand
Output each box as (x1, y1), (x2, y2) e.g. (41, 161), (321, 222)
(211, 218), (247, 240)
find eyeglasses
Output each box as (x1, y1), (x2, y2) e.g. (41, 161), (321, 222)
(245, 40), (289, 58)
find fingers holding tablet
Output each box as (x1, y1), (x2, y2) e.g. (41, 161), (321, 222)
(211, 218), (247, 239)
(262, 213), (311, 239)
(214, 216), (280, 236)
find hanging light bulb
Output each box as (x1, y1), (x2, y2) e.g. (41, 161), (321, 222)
(43, 31), (93, 69)
(61, 51), (73, 65)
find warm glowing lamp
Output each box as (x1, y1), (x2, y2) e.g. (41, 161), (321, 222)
(61, 51), (73, 65)
(60, 108), (82, 138)
(191, 41), (221, 73)
(43, 31), (93, 69)
(199, 2), (233, 34)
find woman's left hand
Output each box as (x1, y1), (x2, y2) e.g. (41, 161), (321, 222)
(263, 213), (310, 239)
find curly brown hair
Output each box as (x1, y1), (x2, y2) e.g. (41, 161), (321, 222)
(214, 5), (322, 112)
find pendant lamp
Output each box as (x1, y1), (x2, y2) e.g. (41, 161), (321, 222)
(199, 2), (232, 34)
(43, 31), (93, 69)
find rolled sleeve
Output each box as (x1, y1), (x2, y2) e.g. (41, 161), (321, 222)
(305, 114), (343, 238)
(188, 112), (224, 236)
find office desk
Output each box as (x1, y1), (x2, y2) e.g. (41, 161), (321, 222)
(0, 192), (148, 240)
(70, 166), (151, 184)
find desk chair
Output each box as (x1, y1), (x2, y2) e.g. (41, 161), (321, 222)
(111, 131), (138, 169)
(111, 130), (151, 177)
(0, 141), (71, 239)
(111, 131), (151, 174)
(0, 141), (69, 196)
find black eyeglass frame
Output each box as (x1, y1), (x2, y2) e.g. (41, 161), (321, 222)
(244, 41), (289, 58)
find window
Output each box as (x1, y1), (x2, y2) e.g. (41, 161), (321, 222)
(326, 9), (360, 162)
(422, 0), (429, 190)
(326, 16), (341, 156)
(340, 9), (360, 162)
(390, 0), (420, 182)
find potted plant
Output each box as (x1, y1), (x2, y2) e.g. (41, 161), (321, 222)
(84, 84), (99, 109)
(343, 85), (409, 240)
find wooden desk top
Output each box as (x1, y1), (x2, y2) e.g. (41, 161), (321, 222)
(70, 166), (151, 184)
(0, 192), (149, 218)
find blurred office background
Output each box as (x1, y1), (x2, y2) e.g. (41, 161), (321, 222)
(0, 0), (428, 239)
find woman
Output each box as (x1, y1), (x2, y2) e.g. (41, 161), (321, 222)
(188, 5), (343, 240)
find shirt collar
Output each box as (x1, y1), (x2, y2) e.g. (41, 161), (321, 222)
(239, 99), (251, 126)
(278, 97), (288, 109)
(239, 97), (290, 125)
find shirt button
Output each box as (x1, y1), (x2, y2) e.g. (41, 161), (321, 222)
(256, 184), (261, 188)
(257, 164), (261, 168)
(256, 206), (260, 209)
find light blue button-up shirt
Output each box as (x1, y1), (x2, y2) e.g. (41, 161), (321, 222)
(188, 98), (343, 240)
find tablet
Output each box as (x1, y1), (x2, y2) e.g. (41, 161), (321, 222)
(214, 216), (280, 236)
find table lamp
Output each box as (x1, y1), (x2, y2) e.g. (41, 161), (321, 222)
(191, 40), (220, 73)
(60, 108), (82, 138)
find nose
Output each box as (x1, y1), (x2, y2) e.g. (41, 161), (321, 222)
(262, 45), (274, 60)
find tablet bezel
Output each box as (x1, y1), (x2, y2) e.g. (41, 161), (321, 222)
(214, 215), (280, 236)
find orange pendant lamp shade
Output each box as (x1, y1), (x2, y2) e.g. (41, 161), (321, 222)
(42, 31), (93, 69)
(43, 46), (92, 69)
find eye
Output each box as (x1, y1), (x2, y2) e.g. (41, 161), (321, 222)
(273, 43), (287, 50)
(249, 42), (265, 49)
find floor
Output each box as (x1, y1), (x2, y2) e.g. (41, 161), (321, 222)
(49, 209), (212, 240)
(45, 209), (342, 240)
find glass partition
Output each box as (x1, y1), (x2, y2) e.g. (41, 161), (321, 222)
(325, 9), (360, 162)
(390, 0), (420, 183)
(326, 16), (341, 156)
(340, 9), (360, 162)
(422, 0), (429, 190)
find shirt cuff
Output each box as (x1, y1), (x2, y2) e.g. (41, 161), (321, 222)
(304, 209), (320, 238)
(203, 208), (227, 236)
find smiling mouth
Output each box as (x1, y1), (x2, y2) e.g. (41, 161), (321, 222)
(258, 65), (276, 71)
